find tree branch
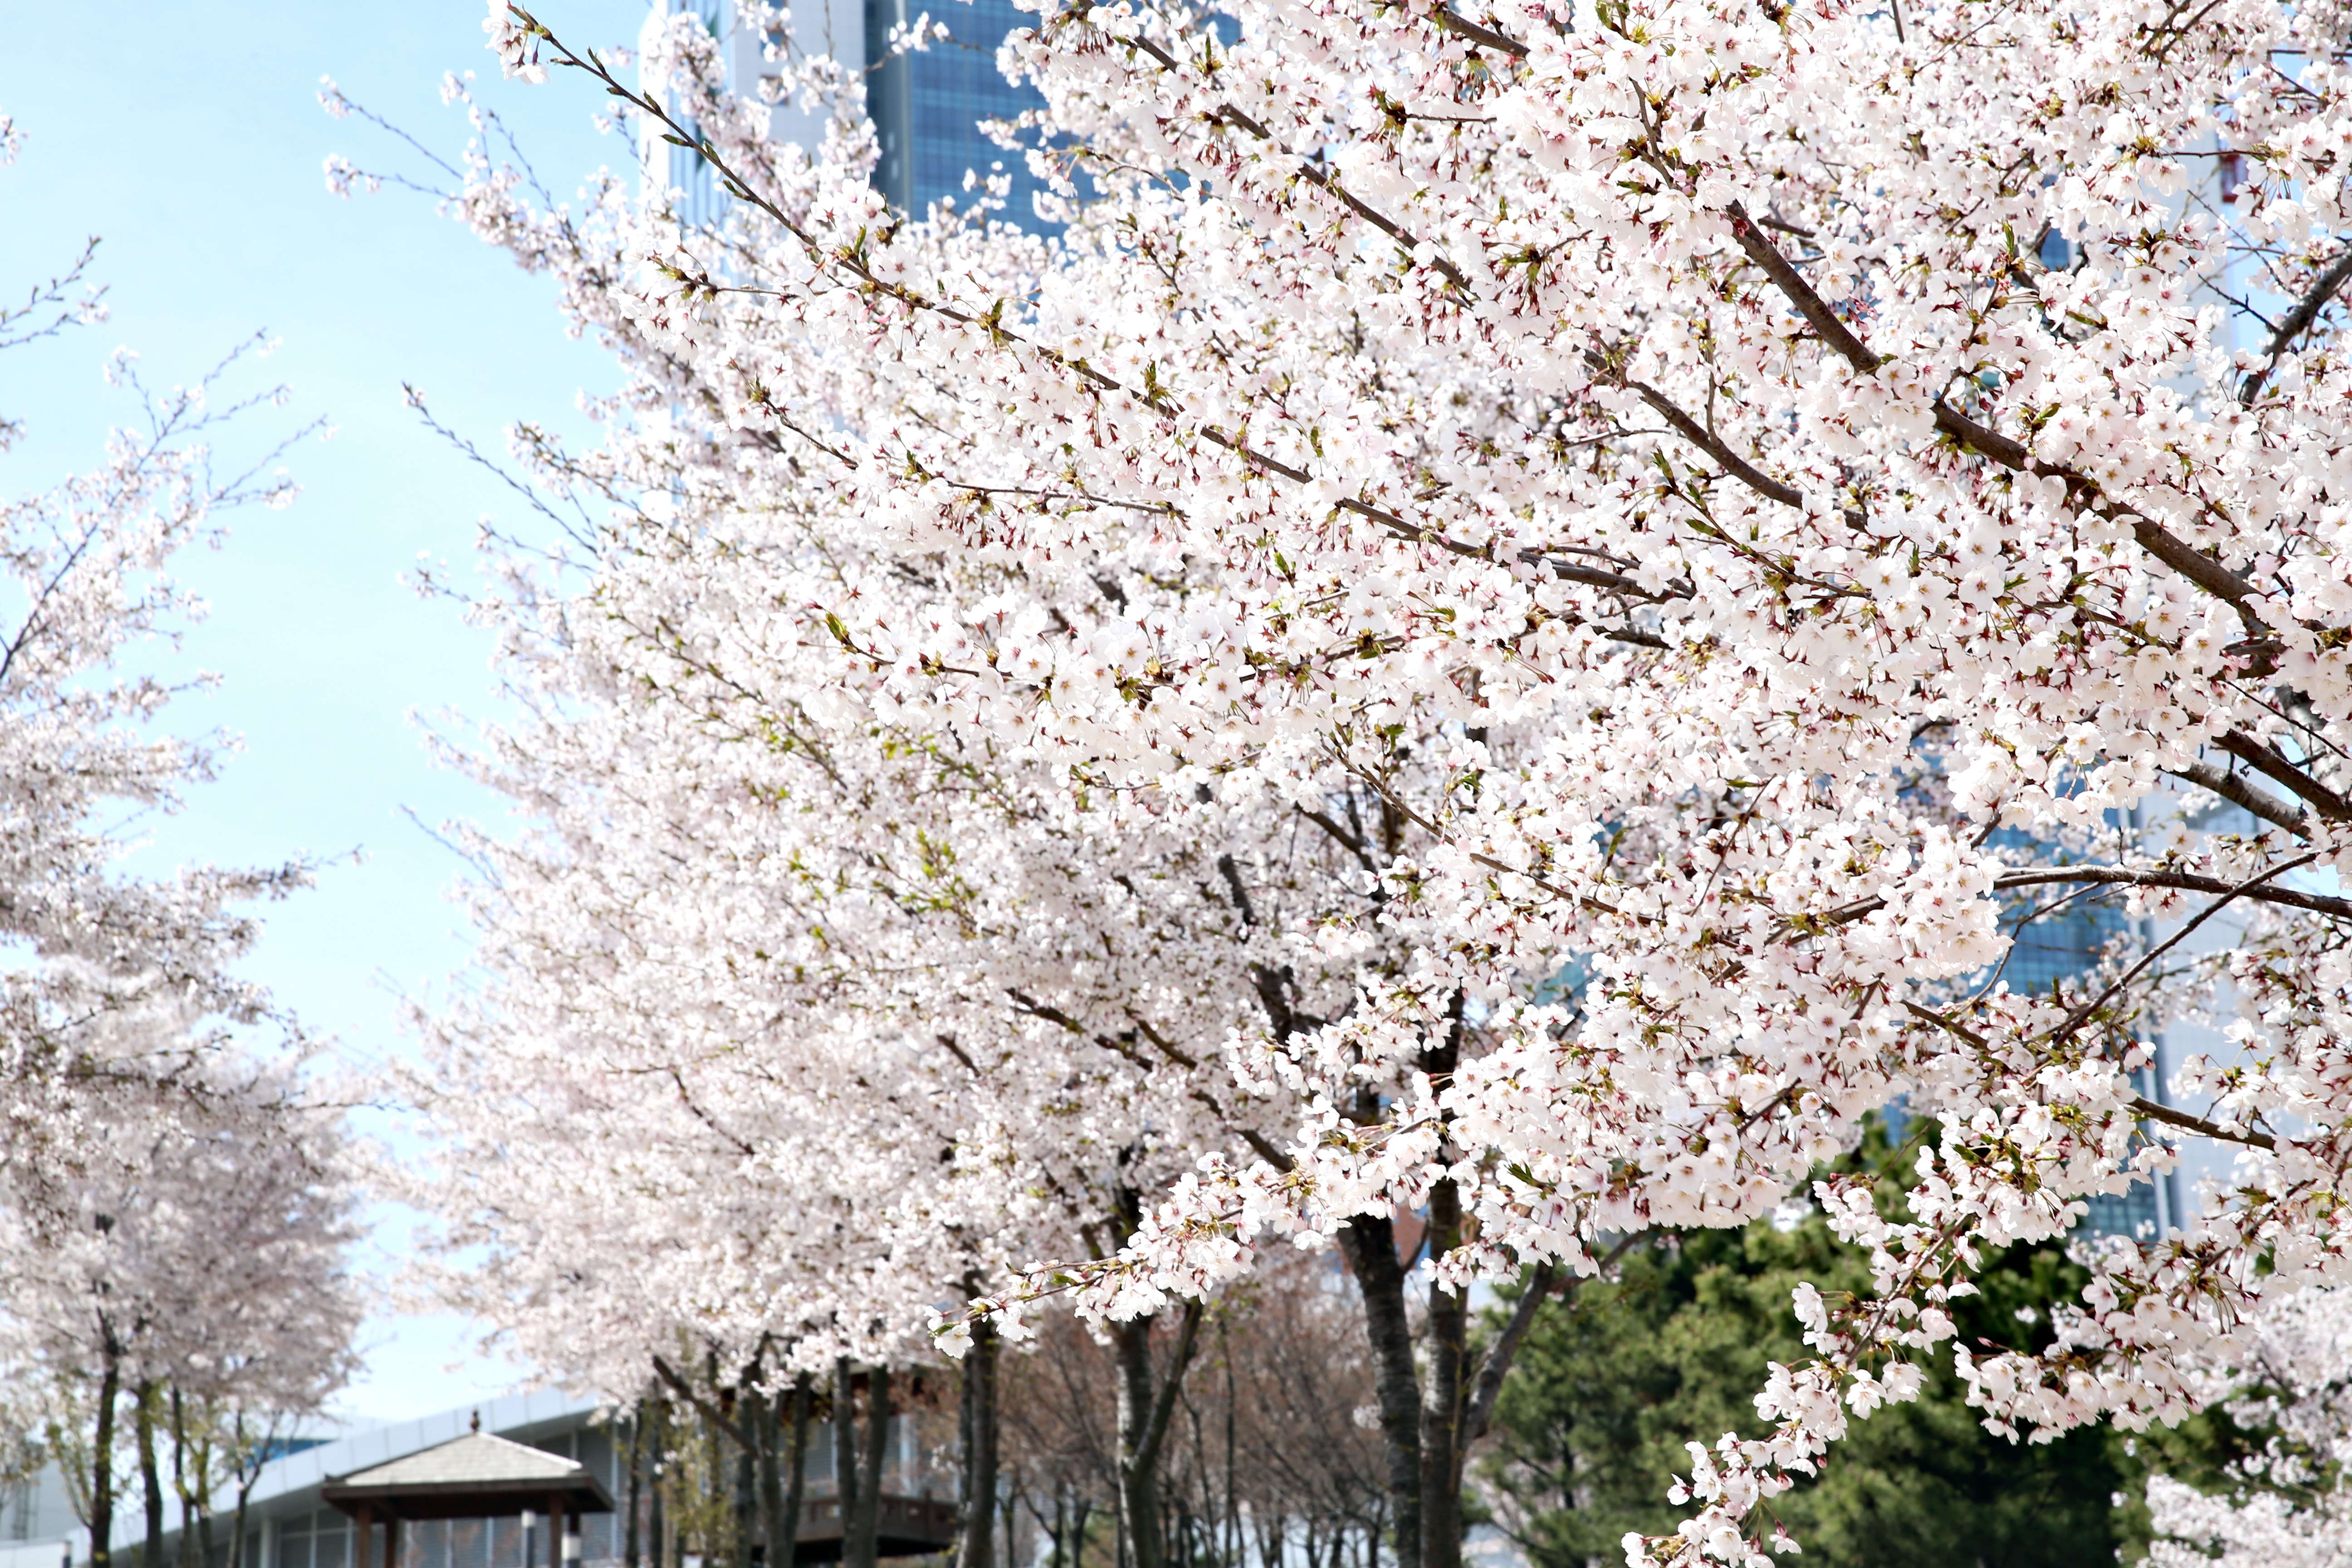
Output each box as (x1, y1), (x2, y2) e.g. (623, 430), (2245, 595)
(1136, 1298), (1206, 1477)
(1722, 203), (2269, 630)
(2167, 757), (2311, 836)
(1991, 864), (2352, 921)
(2241, 245), (2352, 402)
(2131, 1096), (2276, 1152)
(2048, 851), (2318, 1043)
(1425, 6), (1530, 57)
(651, 1356), (755, 1451)
(1461, 1230), (1651, 1446)
(2216, 731), (2352, 823)
(1458, 1261), (1556, 1448)
(1901, 1006), (2279, 1150)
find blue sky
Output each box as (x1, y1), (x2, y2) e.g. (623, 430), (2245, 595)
(0, 0), (642, 1425)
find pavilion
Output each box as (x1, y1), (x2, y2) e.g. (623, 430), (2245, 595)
(321, 1431), (614, 1568)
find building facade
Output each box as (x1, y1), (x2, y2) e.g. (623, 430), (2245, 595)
(0, 1392), (606, 1568)
(649, 0), (1049, 230)
(2, 1389), (943, 1568)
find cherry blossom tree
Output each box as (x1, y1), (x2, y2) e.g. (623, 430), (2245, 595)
(1, 119), (318, 1193)
(409, 0), (2352, 1556)
(0, 115), (354, 1568)
(0, 1044), (364, 1568)
(2147, 1284), (2352, 1568)
(386, 335), (1392, 1568)
(347, 36), (1533, 1568)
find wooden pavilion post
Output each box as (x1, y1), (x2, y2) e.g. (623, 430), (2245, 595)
(355, 1504), (373, 1568)
(548, 1494), (565, 1568)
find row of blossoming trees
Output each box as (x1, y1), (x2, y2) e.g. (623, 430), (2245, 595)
(360, 0), (2352, 1558)
(0, 119), (361, 1568)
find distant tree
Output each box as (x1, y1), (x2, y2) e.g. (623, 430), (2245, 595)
(0, 113), (350, 1568)
(2143, 1284), (2352, 1568)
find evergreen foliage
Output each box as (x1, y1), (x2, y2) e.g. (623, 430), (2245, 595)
(1476, 1124), (2212, 1567)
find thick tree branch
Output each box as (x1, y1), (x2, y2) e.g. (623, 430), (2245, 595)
(1425, 6), (1531, 56)
(1725, 204), (1883, 374)
(2131, 1096), (2277, 1152)
(1460, 1231), (1652, 1448)
(651, 1356), (755, 1451)
(2216, 730), (2352, 822)
(1800, 861), (2352, 936)
(1900, 1007), (2280, 1152)
(1137, 1297), (1205, 1475)
(2167, 757), (2311, 836)
(1723, 203), (2269, 630)
(1460, 1263), (1554, 1449)
(2241, 245), (2352, 402)
(1992, 864), (2352, 921)
(1605, 362), (1801, 509)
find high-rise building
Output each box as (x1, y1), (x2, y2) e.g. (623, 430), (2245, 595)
(647, 0), (1049, 230)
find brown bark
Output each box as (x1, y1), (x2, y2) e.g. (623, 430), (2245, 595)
(1111, 1303), (1202, 1568)
(734, 1389), (759, 1568)
(1418, 1178), (1468, 1568)
(92, 1338), (122, 1568)
(1336, 1215), (1421, 1568)
(832, 1360), (858, 1555)
(136, 1382), (164, 1568)
(845, 1367), (890, 1568)
(957, 1324), (999, 1568)
(648, 1400), (670, 1568)
(624, 1408), (644, 1568)
(779, 1373), (813, 1568)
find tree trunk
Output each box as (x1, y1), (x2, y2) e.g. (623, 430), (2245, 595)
(228, 1484), (250, 1568)
(832, 1361), (858, 1560)
(168, 1387), (215, 1568)
(845, 1367), (889, 1568)
(136, 1382), (165, 1568)
(624, 1408), (643, 1568)
(1111, 1305), (1203, 1568)
(1222, 1334), (1238, 1568)
(1338, 998), (1469, 1568)
(750, 1386), (781, 1568)
(956, 1324), (999, 1568)
(1417, 1178), (1468, 1568)
(1337, 1215), (1420, 1568)
(1252, 1514), (1283, 1568)
(705, 1382), (727, 1568)
(92, 1342), (122, 1568)
(1112, 1318), (1160, 1568)
(733, 1391), (758, 1568)
(227, 1419), (262, 1568)
(778, 1374), (813, 1568)
(1416, 1005), (1468, 1568)
(648, 1401), (670, 1568)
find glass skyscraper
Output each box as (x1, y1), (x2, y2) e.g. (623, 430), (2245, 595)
(650, 0), (1051, 231)
(1981, 842), (2180, 1242)
(865, 0), (1052, 226)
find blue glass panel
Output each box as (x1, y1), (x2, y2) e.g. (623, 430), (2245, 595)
(867, 0), (1052, 229)
(2082, 1181), (2161, 1241)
